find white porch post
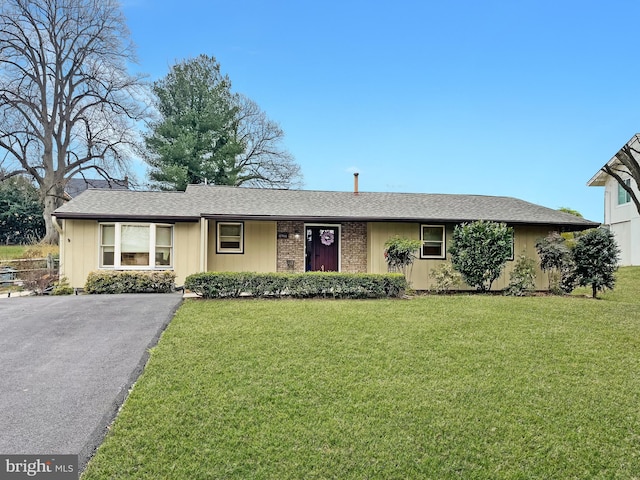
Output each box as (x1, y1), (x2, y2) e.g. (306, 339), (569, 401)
(199, 218), (208, 272)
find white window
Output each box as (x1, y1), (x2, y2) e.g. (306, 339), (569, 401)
(155, 226), (173, 266)
(121, 225), (150, 266)
(421, 225), (446, 259)
(217, 222), (244, 253)
(100, 224), (115, 267)
(100, 223), (173, 269)
(618, 178), (632, 205)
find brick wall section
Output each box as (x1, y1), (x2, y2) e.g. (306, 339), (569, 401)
(277, 221), (368, 273)
(276, 220), (305, 272)
(341, 222), (368, 273)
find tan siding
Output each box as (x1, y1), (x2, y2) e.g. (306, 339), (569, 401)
(173, 222), (201, 286)
(505, 225), (554, 290)
(61, 219), (99, 288)
(61, 219), (202, 289)
(208, 220), (277, 272)
(368, 222), (555, 291)
(367, 222), (419, 272)
(61, 217), (558, 291)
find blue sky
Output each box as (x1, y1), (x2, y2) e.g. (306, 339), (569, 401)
(121, 0), (640, 222)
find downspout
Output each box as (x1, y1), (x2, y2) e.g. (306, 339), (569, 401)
(51, 215), (63, 235)
(51, 215), (64, 280)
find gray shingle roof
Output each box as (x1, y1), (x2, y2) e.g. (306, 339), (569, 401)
(54, 184), (599, 229)
(55, 190), (198, 220)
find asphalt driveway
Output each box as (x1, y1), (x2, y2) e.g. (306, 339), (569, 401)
(0, 293), (183, 471)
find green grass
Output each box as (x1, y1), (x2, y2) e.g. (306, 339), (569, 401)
(573, 266), (640, 304)
(0, 243), (59, 261)
(83, 269), (640, 479)
(0, 244), (27, 260)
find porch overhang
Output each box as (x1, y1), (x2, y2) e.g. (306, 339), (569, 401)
(200, 214), (598, 231)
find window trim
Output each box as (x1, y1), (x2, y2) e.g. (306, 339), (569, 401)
(216, 221), (244, 254)
(618, 178), (632, 205)
(99, 222), (174, 270)
(99, 224), (116, 268)
(508, 230), (515, 261)
(420, 224), (446, 259)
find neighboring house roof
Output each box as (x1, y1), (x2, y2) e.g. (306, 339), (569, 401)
(64, 177), (129, 199)
(587, 133), (640, 187)
(54, 184), (599, 229)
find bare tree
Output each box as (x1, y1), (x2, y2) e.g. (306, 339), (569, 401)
(0, 0), (147, 243)
(232, 95), (302, 188)
(603, 140), (640, 215)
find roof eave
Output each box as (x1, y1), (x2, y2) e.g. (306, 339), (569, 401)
(587, 168), (608, 187)
(54, 213), (200, 222)
(202, 213), (600, 229)
(588, 133), (640, 186)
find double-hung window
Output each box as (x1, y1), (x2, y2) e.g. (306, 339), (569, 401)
(618, 178), (632, 205)
(421, 225), (446, 259)
(217, 222), (244, 253)
(100, 223), (173, 269)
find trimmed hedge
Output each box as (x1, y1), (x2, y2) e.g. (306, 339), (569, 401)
(184, 272), (407, 299)
(85, 270), (176, 294)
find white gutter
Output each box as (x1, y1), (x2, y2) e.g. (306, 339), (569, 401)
(51, 215), (63, 234)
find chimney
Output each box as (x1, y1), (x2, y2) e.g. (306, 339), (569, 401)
(353, 172), (359, 195)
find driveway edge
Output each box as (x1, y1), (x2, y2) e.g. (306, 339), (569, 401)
(78, 294), (183, 472)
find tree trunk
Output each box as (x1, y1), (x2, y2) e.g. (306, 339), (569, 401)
(592, 283), (598, 299)
(41, 178), (65, 245)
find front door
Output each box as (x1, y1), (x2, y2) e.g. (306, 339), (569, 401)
(306, 226), (339, 271)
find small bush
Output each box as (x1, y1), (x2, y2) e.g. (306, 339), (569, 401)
(536, 232), (575, 294)
(51, 276), (74, 295)
(429, 262), (462, 293)
(384, 237), (422, 277)
(504, 254), (537, 296)
(184, 272), (407, 299)
(17, 249), (57, 294)
(85, 271), (176, 294)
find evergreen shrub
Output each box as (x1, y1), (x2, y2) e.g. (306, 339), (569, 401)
(85, 271), (176, 294)
(184, 272), (407, 299)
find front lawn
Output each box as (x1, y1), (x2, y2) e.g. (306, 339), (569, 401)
(83, 269), (640, 479)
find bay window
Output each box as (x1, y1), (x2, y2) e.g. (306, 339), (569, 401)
(100, 223), (173, 269)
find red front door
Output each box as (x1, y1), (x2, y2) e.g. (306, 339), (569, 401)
(305, 226), (339, 271)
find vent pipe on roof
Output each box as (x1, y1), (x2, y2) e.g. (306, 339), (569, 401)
(354, 172), (359, 195)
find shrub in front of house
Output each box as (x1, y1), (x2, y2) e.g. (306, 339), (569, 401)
(85, 271), (176, 294)
(51, 276), (74, 295)
(536, 231), (576, 294)
(184, 272), (407, 299)
(429, 262), (462, 293)
(504, 254), (537, 296)
(449, 220), (513, 292)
